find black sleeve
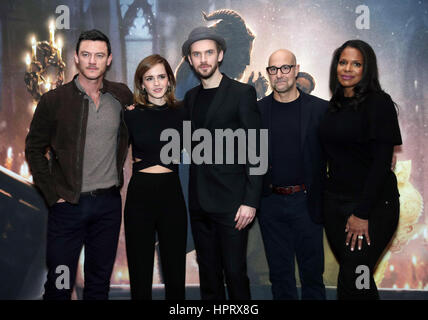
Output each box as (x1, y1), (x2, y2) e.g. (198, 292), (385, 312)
(238, 85), (263, 209)
(353, 142), (394, 219)
(124, 109), (133, 147)
(25, 94), (57, 205)
(354, 93), (402, 219)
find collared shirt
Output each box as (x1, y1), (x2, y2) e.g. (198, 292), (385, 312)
(75, 76), (122, 192)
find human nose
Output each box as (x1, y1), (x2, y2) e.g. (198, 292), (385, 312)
(89, 54), (96, 64)
(344, 63), (352, 72)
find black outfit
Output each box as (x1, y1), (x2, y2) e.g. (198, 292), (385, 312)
(25, 74), (133, 300)
(183, 74), (263, 300)
(124, 103), (187, 300)
(257, 90), (327, 300)
(319, 91), (402, 300)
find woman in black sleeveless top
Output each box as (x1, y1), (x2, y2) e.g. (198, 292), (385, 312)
(124, 54), (187, 300)
(319, 40), (402, 300)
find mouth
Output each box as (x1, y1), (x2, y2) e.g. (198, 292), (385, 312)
(275, 80), (287, 85)
(340, 75), (354, 80)
(153, 88), (163, 93)
(199, 65), (211, 70)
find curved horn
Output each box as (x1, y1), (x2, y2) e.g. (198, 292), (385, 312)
(202, 9), (255, 39)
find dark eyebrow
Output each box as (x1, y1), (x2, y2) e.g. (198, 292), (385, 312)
(81, 51), (106, 55)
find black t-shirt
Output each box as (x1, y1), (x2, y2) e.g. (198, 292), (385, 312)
(194, 87), (218, 129)
(271, 96), (305, 186)
(124, 103), (185, 174)
(319, 91), (402, 219)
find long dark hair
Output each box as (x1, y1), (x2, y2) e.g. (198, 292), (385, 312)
(329, 40), (382, 111)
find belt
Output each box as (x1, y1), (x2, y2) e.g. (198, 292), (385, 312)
(81, 185), (118, 197)
(272, 184), (306, 195)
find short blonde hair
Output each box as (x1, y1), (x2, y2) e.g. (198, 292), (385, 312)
(134, 54), (177, 107)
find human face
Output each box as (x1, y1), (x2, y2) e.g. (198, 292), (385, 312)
(74, 40), (112, 81)
(337, 47), (364, 97)
(142, 63), (169, 105)
(267, 50), (299, 95)
(188, 39), (223, 80)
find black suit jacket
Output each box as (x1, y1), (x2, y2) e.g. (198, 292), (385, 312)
(183, 74), (263, 214)
(257, 89), (328, 224)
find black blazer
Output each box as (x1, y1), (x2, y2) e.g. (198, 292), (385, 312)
(257, 89), (328, 224)
(183, 74), (263, 214)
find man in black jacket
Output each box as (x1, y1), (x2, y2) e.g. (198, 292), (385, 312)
(182, 27), (263, 300)
(257, 49), (327, 300)
(25, 30), (133, 300)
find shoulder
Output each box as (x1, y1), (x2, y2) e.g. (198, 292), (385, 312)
(229, 78), (255, 94)
(184, 85), (201, 99)
(363, 91), (396, 116)
(38, 80), (74, 107)
(365, 90), (393, 105)
(300, 91), (329, 118)
(105, 79), (132, 93)
(257, 93), (272, 109)
(104, 79), (133, 102)
(301, 91), (328, 108)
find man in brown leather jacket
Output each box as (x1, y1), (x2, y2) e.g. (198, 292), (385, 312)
(25, 30), (133, 300)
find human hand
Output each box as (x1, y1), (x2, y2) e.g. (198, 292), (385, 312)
(56, 198), (66, 203)
(126, 104), (135, 111)
(345, 214), (371, 251)
(234, 205), (256, 230)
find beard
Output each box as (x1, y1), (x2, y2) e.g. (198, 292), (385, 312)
(194, 62), (219, 80)
(273, 79), (294, 94)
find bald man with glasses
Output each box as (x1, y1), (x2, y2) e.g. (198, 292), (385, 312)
(257, 49), (327, 300)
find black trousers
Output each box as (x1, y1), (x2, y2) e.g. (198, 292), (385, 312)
(323, 191), (399, 300)
(258, 192), (326, 300)
(43, 187), (122, 300)
(124, 172), (187, 300)
(190, 209), (251, 300)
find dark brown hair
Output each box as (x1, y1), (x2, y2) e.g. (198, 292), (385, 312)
(134, 54), (177, 107)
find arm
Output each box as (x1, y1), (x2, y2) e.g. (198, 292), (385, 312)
(235, 85), (263, 230)
(25, 94), (57, 206)
(346, 93), (401, 250)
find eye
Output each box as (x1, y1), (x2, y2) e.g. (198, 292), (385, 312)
(96, 54), (104, 58)
(145, 76), (153, 81)
(338, 60), (346, 65)
(192, 52), (200, 57)
(207, 50), (214, 55)
(353, 62), (362, 67)
(159, 74), (167, 79)
(82, 52), (89, 57)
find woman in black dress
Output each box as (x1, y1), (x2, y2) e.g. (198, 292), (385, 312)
(320, 40), (402, 300)
(124, 54), (187, 300)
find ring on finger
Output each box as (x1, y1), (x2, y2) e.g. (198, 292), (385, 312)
(358, 235), (364, 240)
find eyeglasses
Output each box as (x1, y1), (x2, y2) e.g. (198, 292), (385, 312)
(266, 64), (295, 75)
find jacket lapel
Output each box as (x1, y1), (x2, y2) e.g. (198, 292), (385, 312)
(188, 84), (201, 129)
(265, 93), (273, 162)
(203, 74), (231, 128)
(299, 90), (312, 149)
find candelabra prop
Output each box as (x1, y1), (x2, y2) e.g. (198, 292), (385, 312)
(24, 21), (66, 102)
